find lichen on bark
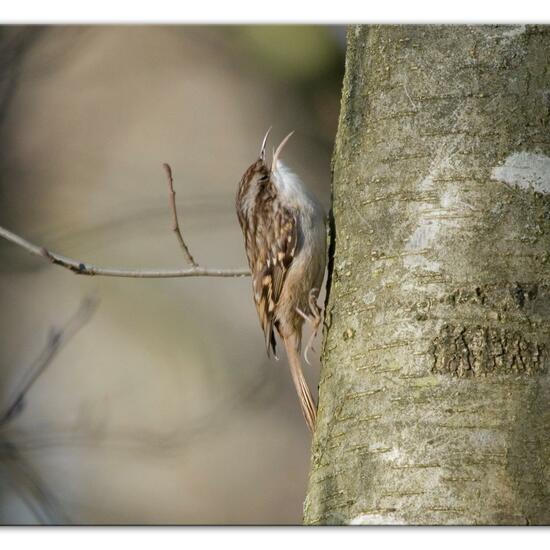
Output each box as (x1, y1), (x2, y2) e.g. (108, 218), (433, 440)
(305, 25), (550, 525)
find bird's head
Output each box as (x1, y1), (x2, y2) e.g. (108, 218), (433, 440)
(241, 127), (295, 187)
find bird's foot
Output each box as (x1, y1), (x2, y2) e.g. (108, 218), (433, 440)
(296, 288), (322, 365)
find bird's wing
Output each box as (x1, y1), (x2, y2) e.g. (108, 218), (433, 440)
(244, 198), (299, 357)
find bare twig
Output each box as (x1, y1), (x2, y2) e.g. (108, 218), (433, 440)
(0, 296), (99, 426)
(0, 225), (250, 278)
(0, 159), (250, 278)
(163, 163), (198, 267)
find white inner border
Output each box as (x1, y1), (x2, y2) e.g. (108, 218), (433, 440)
(3, 1), (550, 544)
(2, 1), (550, 23)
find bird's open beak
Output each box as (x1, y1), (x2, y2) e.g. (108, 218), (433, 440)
(259, 127), (272, 162)
(271, 131), (294, 173)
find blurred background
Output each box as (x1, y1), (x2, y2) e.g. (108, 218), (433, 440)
(0, 25), (345, 524)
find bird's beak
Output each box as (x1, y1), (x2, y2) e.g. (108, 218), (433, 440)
(271, 131), (294, 173)
(259, 127), (272, 162)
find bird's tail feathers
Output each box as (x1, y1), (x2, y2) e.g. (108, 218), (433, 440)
(283, 333), (317, 432)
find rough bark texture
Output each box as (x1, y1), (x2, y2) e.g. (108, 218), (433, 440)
(304, 25), (550, 525)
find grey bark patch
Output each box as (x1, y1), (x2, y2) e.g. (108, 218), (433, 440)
(491, 152), (550, 194)
(432, 324), (546, 377)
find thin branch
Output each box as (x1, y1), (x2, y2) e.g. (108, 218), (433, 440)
(0, 160), (250, 278)
(163, 163), (198, 267)
(0, 296), (99, 426)
(0, 225), (250, 278)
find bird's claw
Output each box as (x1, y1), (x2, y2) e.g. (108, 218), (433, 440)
(297, 288), (322, 365)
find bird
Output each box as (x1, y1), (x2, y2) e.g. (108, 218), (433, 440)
(236, 128), (327, 432)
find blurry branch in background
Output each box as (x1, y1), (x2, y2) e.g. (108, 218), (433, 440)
(0, 296), (99, 427)
(0, 356), (275, 523)
(0, 163), (250, 279)
(0, 291), (274, 523)
(0, 296), (98, 524)
(0, 27), (45, 129)
(8, 363), (277, 456)
(1, 445), (68, 524)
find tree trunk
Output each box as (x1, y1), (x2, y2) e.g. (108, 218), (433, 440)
(305, 25), (550, 525)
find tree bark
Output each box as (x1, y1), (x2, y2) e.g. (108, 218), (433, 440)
(305, 25), (550, 525)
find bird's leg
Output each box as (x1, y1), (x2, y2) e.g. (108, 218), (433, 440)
(295, 288), (322, 365)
